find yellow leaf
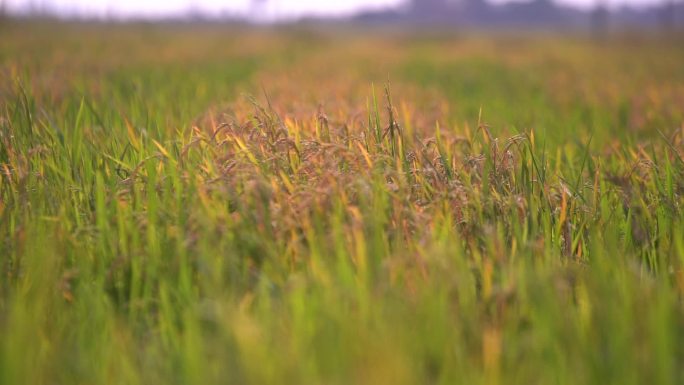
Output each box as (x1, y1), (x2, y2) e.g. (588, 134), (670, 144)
(278, 171), (295, 194)
(356, 142), (373, 169)
(152, 139), (170, 158)
(559, 189), (568, 226)
(125, 117), (140, 150)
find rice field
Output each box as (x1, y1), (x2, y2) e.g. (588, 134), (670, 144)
(1, 21), (684, 385)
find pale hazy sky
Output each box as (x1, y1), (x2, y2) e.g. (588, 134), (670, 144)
(3, 0), (667, 19)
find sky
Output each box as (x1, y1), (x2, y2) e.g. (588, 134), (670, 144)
(4, 0), (403, 19)
(2, 0), (670, 19)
